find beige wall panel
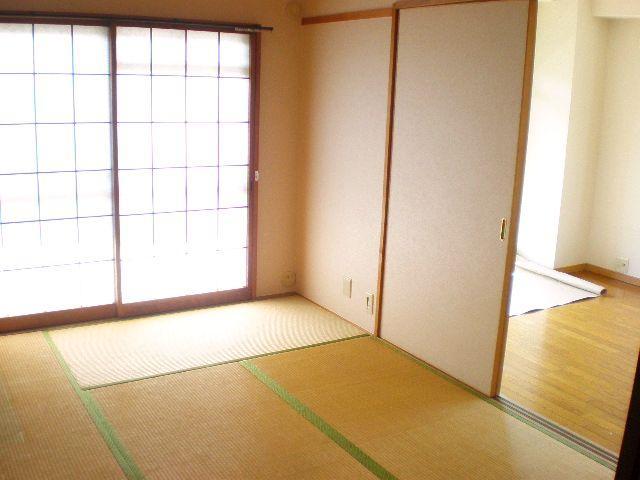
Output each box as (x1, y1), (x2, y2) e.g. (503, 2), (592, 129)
(0, 0), (301, 297)
(296, 18), (391, 332)
(381, 1), (530, 395)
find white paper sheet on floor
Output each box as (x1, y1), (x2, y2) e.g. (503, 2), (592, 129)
(509, 256), (606, 316)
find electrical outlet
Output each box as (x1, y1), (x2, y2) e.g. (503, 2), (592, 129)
(281, 271), (296, 288)
(365, 293), (374, 315)
(343, 277), (352, 298)
(615, 257), (629, 274)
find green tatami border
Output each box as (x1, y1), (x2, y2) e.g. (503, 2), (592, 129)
(241, 359), (399, 480)
(43, 331), (145, 480)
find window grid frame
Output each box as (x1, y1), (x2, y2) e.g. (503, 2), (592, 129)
(0, 15), (259, 326)
(115, 26), (251, 305)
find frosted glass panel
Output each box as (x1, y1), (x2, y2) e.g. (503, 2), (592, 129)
(119, 170), (153, 214)
(220, 33), (250, 78)
(219, 78), (249, 122)
(35, 74), (74, 123)
(117, 124), (152, 169)
(77, 171), (112, 216)
(0, 24), (33, 73)
(219, 123), (249, 166)
(152, 123), (186, 168)
(0, 222), (41, 272)
(153, 168), (186, 212)
(0, 75), (34, 124)
(187, 167), (218, 210)
(117, 75), (151, 122)
(1, 221), (40, 251)
(37, 124), (75, 172)
(78, 217), (114, 261)
(217, 248), (247, 290)
(187, 123), (217, 166)
(76, 124), (112, 170)
(0, 174), (39, 222)
(41, 219), (77, 263)
(77, 261), (115, 306)
(186, 77), (218, 122)
(154, 212), (186, 253)
(218, 207), (247, 249)
(187, 30), (218, 76)
(74, 75), (110, 122)
(39, 172), (77, 220)
(152, 28), (185, 75)
(73, 26), (110, 74)
(152, 76), (185, 122)
(184, 254), (217, 295)
(219, 166), (248, 208)
(34, 24), (72, 73)
(0, 125), (37, 174)
(0, 21), (116, 318)
(114, 25), (253, 302)
(121, 256), (190, 302)
(187, 210), (217, 251)
(116, 27), (150, 74)
(119, 214), (153, 259)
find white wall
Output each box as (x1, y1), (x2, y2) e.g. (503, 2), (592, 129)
(296, 17), (390, 332)
(555, 2), (609, 267)
(588, 20), (640, 277)
(517, 0), (578, 267)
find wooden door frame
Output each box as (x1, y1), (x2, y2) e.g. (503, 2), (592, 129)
(0, 12), (264, 333)
(373, 0), (538, 397)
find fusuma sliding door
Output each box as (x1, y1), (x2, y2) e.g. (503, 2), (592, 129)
(115, 27), (251, 308)
(378, 0), (534, 396)
(0, 18), (257, 329)
(0, 24), (115, 318)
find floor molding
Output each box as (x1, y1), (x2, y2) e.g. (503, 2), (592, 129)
(585, 264), (640, 288)
(253, 291), (296, 301)
(497, 396), (618, 469)
(556, 264), (588, 274)
(557, 263), (640, 287)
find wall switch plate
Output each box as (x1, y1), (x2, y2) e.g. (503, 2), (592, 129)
(365, 293), (374, 315)
(615, 257), (629, 274)
(343, 277), (352, 298)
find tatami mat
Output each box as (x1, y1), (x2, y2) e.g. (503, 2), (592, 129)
(250, 337), (614, 480)
(0, 332), (125, 480)
(91, 362), (377, 479)
(50, 295), (364, 389)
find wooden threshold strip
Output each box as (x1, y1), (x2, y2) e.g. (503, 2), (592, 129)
(301, 8), (393, 26)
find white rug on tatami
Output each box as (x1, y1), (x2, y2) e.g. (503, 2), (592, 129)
(509, 256), (606, 317)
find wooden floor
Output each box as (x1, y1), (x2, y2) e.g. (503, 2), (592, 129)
(502, 272), (640, 454)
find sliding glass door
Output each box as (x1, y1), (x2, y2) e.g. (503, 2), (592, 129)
(0, 19), (256, 324)
(116, 27), (250, 304)
(0, 24), (114, 318)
